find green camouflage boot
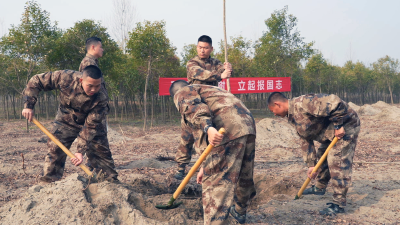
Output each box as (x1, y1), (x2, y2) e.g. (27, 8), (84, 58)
(319, 203), (345, 216)
(303, 185), (326, 195)
(174, 165), (186, 180)
(229, 205), (246, 224)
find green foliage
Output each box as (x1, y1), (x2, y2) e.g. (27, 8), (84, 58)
(372, 56), (399, 104)
(180, 44), (197, 66)
(1, 2), (400, 123)
(304, 53), (328, 93)
(47, 21), (120, 71)
(253, 6), (314, 77)
(0, 1), (61, 95)
(126, 20), (182, 86)
(127, 20), (175, 62)
(215, 36), (253, 77)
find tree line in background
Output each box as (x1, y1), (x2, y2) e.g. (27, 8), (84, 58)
(0, 2), (399, 129)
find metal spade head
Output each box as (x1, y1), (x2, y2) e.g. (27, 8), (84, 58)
(155, 196), (183, 210)
(155, 201), (183, 210)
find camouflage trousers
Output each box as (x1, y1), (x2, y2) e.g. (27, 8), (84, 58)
(315, 123), (360, 207)
(175, 128), (194, 169)
(202, 135), (256, 225)
(43, 120), (118, 181)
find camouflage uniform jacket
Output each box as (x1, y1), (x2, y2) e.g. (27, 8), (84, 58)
(78, 53), (98, 72)
(79, 53), (108, 97)
(173, 84), (256, 152)
(23, 70), (109, 154)
(186, 55), (226, 86)
(287, 93), (358, 166)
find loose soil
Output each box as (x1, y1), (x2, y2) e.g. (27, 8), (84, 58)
(1, 102), (400, 224)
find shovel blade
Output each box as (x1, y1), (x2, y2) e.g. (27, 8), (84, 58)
(155, 201), (182, 210)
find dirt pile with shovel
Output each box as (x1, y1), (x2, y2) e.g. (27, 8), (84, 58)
(0, 173), (204, 225)
(2, 101), (400, 224)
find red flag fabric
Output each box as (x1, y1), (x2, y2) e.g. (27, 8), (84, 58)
(159, 77), (291, 96)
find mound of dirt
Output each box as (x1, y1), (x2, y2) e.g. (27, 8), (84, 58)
(256, 118), (299, 149)
(0, 173), (203, 225)
(371, 100), (390, 108)
(357, 101), (400, 121)
(358, 104), (382, 116)
(348, 102), (360, 112)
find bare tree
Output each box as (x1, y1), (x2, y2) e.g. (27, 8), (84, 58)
(109, 0), (137, 53)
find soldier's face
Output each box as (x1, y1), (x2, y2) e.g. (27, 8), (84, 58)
(197, 42), (213, 59)
(80, 76), (102, 96)
(93, 42), (104, 58)
(268, 102), (288, 118)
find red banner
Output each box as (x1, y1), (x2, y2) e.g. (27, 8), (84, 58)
(159, 77), (291, 96)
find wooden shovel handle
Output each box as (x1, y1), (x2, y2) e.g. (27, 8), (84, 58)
(223, 0), (231, 93)
(172, 128), (226, 200)
(296, 137), (338, 199)
(32, 118), (93, 177)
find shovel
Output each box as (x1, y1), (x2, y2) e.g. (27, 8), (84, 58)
(32, 118), (94, 177)
(156, 128), (226, 209)
(295, 137), (338, 199)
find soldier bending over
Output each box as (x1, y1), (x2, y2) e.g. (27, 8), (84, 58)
(22, 66), (118, 183)
(267, 92), (360, 215)
(170, 80), (255, 224)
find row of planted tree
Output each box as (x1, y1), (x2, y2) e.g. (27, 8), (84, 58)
(0, 2), (399, 127)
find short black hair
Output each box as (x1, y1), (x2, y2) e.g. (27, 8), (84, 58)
(85, 37), (102, 51)
(198, 35), (212, 46)
(82, 65), (103, 79)
(169, 80), (189, 97)
(267, 92), (288, 106)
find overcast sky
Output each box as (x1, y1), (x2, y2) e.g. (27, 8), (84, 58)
(1, 0), (399, 67)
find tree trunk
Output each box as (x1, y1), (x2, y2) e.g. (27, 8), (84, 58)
(130, 95), (135, 120)
(46, 93), (49, 120)
(143, 58), (152, 131)
(113, 95), (118, 121)
(12, 94), (16, 119)
(151, 87), (155, 128)
(388, 82), (394, 105)
(120, 95), (124, 121)
(2, 96), (6, 120)
(6, 95), (9, 121)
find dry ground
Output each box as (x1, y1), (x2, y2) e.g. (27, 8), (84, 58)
(1, 101), (400, 224)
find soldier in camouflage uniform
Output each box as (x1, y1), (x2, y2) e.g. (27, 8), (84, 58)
(267, 92), (360, 216)
(174, 120), (195, 179)
(79, 37), (109, 171)
(174, 35), (232, 180)
(79, 36), (108, 97)
(22, 66), (118, 183)
(79, 37), (102, 71)
(170, 80), (256, 225)
(186, 35), (232, 86)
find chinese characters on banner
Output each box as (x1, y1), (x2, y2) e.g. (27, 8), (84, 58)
(158, 77), (291, 96)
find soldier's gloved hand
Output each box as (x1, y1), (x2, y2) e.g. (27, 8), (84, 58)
(334, 127), (345, 139)
(197, 167), (204, 184)
(22, 108), (34, 122)
(207, 127), (223, 146)
(307, 167), (321, 179)
(71, 153), (83, 166)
